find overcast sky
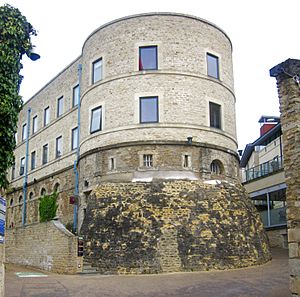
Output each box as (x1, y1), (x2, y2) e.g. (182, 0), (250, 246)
(2, 0), (299, 150)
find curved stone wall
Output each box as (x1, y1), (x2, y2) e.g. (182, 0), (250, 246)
(81, 180), (271, 274)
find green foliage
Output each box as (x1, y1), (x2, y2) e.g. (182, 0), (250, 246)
(0, 4), (37, 189)
(39, 192), (59, 223)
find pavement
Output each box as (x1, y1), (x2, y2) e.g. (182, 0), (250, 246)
(5, 248), (289, 297)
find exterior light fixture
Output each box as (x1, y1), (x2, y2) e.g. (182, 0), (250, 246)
(27, 46), (40, 61)
(187, 136), (193, 145)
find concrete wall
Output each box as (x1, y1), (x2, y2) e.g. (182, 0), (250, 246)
(6, 220), (80, 274)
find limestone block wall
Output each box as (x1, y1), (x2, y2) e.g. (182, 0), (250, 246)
(6, 220), (79, 274)
(80, 180), (271, 274)
(270, 59), (300, 296)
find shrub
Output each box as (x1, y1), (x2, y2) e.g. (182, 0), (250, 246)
(39, 192), (59, 222)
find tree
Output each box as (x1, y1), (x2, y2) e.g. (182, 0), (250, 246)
(0, 4), (37, 189)
(39, 192), (59, 223)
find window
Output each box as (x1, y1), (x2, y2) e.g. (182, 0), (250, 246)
(11, 162), (15, 180)
(73, 84), (79, 107)
(143, 154), (153, 167)
(139, 46), (157, 70)
(29, 192), (34, 200)
(71, 127), (78, 150)
(140, 97), (158, 123)
(56, 136), (62, 158)
(44, 107), (50, 126)
(209, 102), (221, 129)
(20, 157), (25, 176)
(92, 58), (102, 84)
(90, 106), (102, 133)
(207, 53), (219, 79)
(31, 151), (36, 170)
(183, 154), (191, 168)
(109, 157), (116, 171)
(57, 96), (64, 117)
(42, 144), (48, 165)
(210, 160), (223, 175)
(10, 198), (14, 206)
(54, 183), (60, 193)
(19, 195), (23, 204)
(22, 123), (27, 141)
(32, 115), (38, 134)
(41, 188), (46, 196)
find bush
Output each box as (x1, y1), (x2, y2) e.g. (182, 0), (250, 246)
(39, 192), (59, 222)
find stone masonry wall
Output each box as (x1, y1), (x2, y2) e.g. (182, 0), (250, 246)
(80, 180), (271, 274)
(6, 220), (79, 274)
(270, 59), (300, 296)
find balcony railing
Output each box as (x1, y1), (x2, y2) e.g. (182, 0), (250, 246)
(243, 156), (283, 183)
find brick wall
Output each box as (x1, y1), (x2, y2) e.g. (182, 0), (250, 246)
(81, 180), (271, 274)
(6, 220), (79, 274)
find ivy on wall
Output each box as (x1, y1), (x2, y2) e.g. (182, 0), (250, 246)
(39, 192), (59, 223)
(0, 4), (37, 189)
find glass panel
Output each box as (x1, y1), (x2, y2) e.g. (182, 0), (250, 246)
(56, 136), (62, 158)
(209, 102), (221, 129)
(93, 59), (102, 83)
(207, 53), (219, 79)
(32, 116), (38, 134)
(252, 194), (268, 227)
(44, 107), (50, 126)
(22, 124), (27, 141)
(57, 97), (63, 117)
(72, 127), (78, 150)
(73, 85), (79, 107)
(91, 107), (102, 133)
(139, 46), (157, 70)
(42, 144), (48, 164)
(140, 97), (158, 123)
(269, 189), (287, 226)
(20, 157), (25, 175)
(31, 151), (36, 170)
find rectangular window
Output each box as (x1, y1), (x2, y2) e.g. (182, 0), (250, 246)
(20, 157), (25, 176)
(207, 53), (219, 79)
(140, 96), (158, 123)
(139, 46), (157, 70)
(90, 106), (102, 133)
(183, 154), (191, 168)
(42, 144), (48, 165)
(31, 151), (36, 170)
(32, 115), (38, 134)
(56, 136), (62, 158)
(57, 96), (64, 117)
(143, 154), (153, 167)
(11, 162), (15, 180)
(109, 157), (116, 171)
(92, 58), (102, 84)
(44, 106), (50, 126)
(73, 84), (79, 107)
(22, 123), (27, 141)
(71, 127), (78, 150)
(209, 102), (221, 129)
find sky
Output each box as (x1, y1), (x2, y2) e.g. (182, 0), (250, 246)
(2, 0), (300, 150)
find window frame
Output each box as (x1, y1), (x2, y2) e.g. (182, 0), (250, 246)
(139, 96), (159, 124)
(92, 58), (103, 84)
(20, 157), (25, 176)
(22, 123), (27, 141)
(143, 154), (153, 167)
(139, 45), (158, 71)
(57, 96), (64, 118)
(31, 151), (36, 170)
(209, 101), (222, 129)
(90, 106), (102, 134)
(207, 53), (220, 79)
(72, 84), (79, 107)
(55, 136), (63, 158)
(32, 115), (38, 134)
(44, 106), (50, 126)
(71, 127), (78, 151)
(42, 143), (48, 165)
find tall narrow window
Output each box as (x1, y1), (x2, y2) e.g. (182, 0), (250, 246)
(22, 123), (27, 141)
(92, 58), (102, 84)
(140, 96), (158, 123)
(207, 53), (219, 79)
(209, 102), (221, 129)
(90, 106), (102, 133)
(42, 144), (48, 165)
(31, 151), (36, 170)
(56, 136), (62, 158)
(109, 157), (116, 171)
(183, 154), (191, 168)
(139, 46), (157, 70)
(11, 162), (15, 180)
(57, 96), (64, 117)
(143, 154), (153, 167)
(44, 107), (50, 126)
(32, 115), (38, 134)
(20, 157), (25, 176)
(71, 127), (78, 150)
(73, 84), (79, 107)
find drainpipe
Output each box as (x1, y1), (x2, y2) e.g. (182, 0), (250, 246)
(73, 64), (82, 234)
(22, 107), (31, 226)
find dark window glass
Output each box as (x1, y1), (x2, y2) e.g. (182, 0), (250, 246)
(22, 123), (27, 141)
(92, 59), (102, 84)
(73, 84), (79, 107)
(44, 107), (50, 126)
(72, 127), (78, 150)
(56, 136), (62, 158)
(57, 96), (64, 117)
(11, 162), (15, 180)
(207, 53), (219, 79)
(139, 46), (157, 70)
(140, 97), (158, 123)
(90, 106), (102, 133)
(20, 157), (25, 176)
(42, 144), (48, 165)
(209, 102), (221, 129)
(143, 154), (153, 167)
(32, 116), (38, 134)
(41, 188), (46, 196)
(31, 151), (36, 170)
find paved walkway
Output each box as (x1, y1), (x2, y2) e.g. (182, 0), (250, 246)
(5, 248), (289, 297)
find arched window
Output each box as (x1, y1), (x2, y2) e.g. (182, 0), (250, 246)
(40, 188), (46, 196)
(19, 195), (23, 204)
(10, 198), (14, 206)
(29, 192), (34, 200)
(210, 160), (224, 175)
(53, 183), (60, 193)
